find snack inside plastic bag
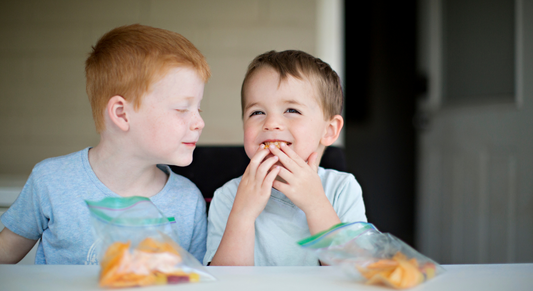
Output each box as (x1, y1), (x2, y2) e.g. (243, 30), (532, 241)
(298, 222), (444, 289)
(86, 196), (215, 288)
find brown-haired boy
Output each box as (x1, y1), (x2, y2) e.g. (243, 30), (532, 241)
(204, 50), (367, 266)
(0, 24), (210, 264)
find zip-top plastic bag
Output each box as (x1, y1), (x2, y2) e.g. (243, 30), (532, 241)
(299, 222), (444, 289)
(86, 196), (215, 288)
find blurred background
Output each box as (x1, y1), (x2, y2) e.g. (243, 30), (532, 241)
(0, 0), (532, 265)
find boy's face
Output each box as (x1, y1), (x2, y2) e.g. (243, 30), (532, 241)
(242, 66), (330, 163)
(127, 67), (205, 167)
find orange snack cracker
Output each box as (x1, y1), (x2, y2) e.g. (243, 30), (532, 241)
(262, 141), (293, 148)
(263, 141), (282, 148)
(356, 252), (436, 289)
(299, 222), (443, 289)
(98, 238), (199, 288)
(137, 237), (180, 256)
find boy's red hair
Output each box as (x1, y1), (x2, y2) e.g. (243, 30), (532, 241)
(85, 24), (210, 133)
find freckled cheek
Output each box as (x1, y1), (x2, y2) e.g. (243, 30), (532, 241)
(175, 118), (187, 128)
(148, 114), (184, 140)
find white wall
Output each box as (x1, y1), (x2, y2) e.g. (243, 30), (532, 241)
(0, 0), (347, 176)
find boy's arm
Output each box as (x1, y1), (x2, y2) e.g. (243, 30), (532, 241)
(209, 147), (280, 266)
(208, 209), (256, 266)
(0, 227), (37, 264)
(269, 144), (341, 235)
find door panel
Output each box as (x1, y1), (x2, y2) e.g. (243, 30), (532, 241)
(416, 0), (533, 264)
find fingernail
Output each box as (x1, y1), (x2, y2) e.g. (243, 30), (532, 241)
(281, 142), (287, 147)
(260, 144), (265, 149)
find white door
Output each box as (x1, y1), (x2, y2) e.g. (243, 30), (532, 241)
(416, 0), (533, 264)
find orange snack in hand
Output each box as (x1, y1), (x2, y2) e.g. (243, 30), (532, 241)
(357, 252), (434, 289)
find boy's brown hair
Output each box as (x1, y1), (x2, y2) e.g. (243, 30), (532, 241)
(241, 50), (343, 120)
(86, 24), (211, 133)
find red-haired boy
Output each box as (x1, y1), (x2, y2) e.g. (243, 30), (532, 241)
(0, 24), (210, 264)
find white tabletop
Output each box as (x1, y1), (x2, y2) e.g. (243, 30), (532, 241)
(1, 264), (532, 291)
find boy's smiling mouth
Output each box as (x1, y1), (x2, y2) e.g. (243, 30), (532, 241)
(262, 140), (292, 148)
(182, 141), (198, 147)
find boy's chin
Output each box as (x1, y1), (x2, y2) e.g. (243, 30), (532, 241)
(166, 157), (193, 167)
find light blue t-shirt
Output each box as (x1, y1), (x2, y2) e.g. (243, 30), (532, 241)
(0, 147), (207, 264)
(204, 167), (367, 266)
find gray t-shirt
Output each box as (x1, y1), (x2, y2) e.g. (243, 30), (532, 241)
(1, 147), (207, 264)
(204, 167), (367, 266)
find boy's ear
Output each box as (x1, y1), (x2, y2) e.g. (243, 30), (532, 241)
(321, 114), (344, 146)
(107, 95), (130, 132)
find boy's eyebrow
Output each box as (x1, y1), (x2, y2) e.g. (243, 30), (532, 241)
(285, 99), (305, 106)
(244, 100), (306, 111)
(244, 102), (259, 112)
(172, 96), (196, 103)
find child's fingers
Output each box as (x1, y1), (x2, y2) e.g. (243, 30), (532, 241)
(272, 178), (289, 194)
(279, 142), (308, 167)
(273, 166), (293, 185)
(249, 147), (271, 168)
(307, 152), (319, 172)
(244, 148), (271, 177)
(255, 155), (279, 180)
(263, 165), (281, 189)
(268, 144), (298, 171)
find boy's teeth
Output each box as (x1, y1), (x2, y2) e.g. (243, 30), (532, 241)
(263, 141), (289, 148)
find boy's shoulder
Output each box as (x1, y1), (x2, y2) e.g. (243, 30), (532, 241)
(157, 167), (207, 208)
(153, 168), (206, 217)
(209, 176), (243, 206)
(214, 175), (242, 195)
(318, 167), (361, 196)
(318, 166), (356, 181)
(166, 168), (204, 194)
(31, 148), (89, 181)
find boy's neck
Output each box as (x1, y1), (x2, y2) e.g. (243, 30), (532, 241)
(88, 141), (168, 198)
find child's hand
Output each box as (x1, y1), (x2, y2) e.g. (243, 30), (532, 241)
(269, 143), (341, 235)
(211, 147), (280, 266)
(268, 143), (329, 214)
(231, 146), (281, 221)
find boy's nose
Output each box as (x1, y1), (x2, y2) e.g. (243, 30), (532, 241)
(191, 111), (205, 131)
(263, 116), (283, 131)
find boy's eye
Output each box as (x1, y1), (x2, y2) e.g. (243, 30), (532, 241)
(285, 108), (300, 114)
(249, 110), (265, 117)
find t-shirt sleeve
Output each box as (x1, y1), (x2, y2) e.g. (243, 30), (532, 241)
(187, 192), (207, 263)
(332, 173), (367, 223)
(202, 181), (236, 265)
(0, 170), (48, 241)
